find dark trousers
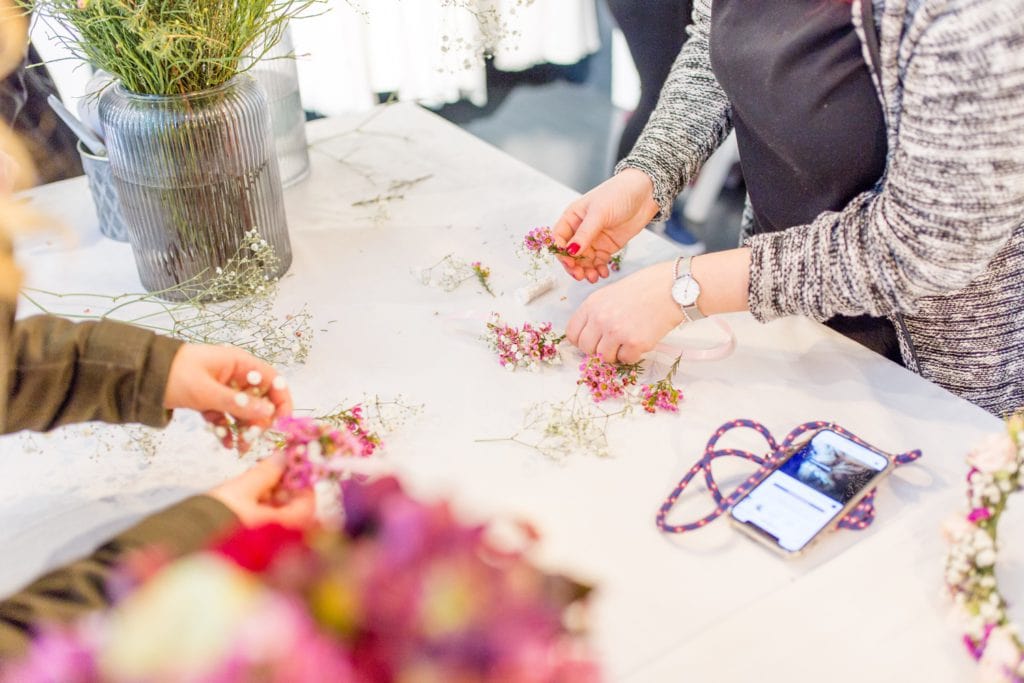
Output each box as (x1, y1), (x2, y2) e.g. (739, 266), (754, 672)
(606, 0), (694, 163)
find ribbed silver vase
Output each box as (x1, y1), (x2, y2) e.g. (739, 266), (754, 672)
(100, 75), (291, 300)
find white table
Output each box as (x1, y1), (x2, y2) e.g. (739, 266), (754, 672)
(0, 103), (1011, 682)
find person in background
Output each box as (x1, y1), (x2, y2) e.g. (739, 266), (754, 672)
(0, 40), (83, 184)
(605, 0), (705, 255)
(0, 4), (314, 659)
(554, 0), (1024, 416)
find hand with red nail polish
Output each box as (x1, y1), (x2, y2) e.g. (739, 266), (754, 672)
(551, 168), (661, 283)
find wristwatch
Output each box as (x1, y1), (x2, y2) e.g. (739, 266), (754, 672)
(671, 256), (705, 323)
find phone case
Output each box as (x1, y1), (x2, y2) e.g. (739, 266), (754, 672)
(728, 428), (895, 558)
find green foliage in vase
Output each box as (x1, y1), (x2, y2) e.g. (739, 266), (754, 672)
(24, 0), (322, 95)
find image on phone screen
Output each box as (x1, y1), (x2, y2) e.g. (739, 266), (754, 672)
(730, 429), (890, 553)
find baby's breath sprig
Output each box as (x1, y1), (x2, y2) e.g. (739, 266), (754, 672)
(415, 254), (495, 296)
(943, 414), (1024, 678)
(477, 389), (626, 462)
(21, 230), (314, 366)
(316, 395), (423, 439)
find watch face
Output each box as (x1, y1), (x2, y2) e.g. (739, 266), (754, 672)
(672, 276), (701, 307)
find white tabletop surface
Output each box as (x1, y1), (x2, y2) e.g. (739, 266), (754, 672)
(0, 102), (1012, 682)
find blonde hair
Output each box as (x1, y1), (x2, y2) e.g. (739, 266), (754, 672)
(0, 0), (45, 300)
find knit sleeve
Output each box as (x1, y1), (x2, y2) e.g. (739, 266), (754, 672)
(614, 0), (734, 221)
(747, 0), (1024, 322)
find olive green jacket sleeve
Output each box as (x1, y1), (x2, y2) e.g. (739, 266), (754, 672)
(0, 279), (222, 661)
(0, 495), (238, 660)
(0, 301), (184, 433)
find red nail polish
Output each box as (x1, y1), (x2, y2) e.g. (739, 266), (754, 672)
(567, 243), (581, 256)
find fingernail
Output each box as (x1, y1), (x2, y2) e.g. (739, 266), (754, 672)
(234, 392), (251, 408)
(272, 376), (287, 391)
(567, 243), (581, 256)
(246, 370), (263, 386)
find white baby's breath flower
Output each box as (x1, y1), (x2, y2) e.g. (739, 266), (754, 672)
(975, 549), (997, 568)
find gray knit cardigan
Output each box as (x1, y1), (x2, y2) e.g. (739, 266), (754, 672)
(619, 0), (1024, 416)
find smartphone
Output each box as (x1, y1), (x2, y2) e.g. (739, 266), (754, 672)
(729, 428), (893, 557)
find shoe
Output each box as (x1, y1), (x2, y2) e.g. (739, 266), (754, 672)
(663, 213), (707, 256)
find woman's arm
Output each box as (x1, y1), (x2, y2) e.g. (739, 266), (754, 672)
(0, 458), (315, 659)
(614, 0), (733, 221)
(567, 0), (1024, 363)
(0, 495), (237, 658)
(746, 0), (1024, 323)
(0, 306), (183, 433)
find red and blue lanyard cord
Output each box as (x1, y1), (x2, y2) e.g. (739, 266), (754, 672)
(657, 419), (923, 534)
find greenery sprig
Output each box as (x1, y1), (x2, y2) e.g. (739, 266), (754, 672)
(25, 0), (323, 95)
(21, 230), (314, 366)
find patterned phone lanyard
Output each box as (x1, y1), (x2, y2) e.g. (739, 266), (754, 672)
(657, 419), (923, 534)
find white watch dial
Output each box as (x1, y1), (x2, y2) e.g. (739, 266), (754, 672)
(672, 276), (701, 307)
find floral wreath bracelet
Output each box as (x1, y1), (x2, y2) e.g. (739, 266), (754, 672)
(943, 413), (1024, 682)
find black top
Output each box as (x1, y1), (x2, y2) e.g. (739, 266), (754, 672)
(709, 0), (902, 363)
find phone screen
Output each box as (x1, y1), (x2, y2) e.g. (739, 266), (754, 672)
(730, 429), (890, 553)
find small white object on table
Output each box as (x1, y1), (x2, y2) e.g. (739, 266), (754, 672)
(0, 103), (1000, 682)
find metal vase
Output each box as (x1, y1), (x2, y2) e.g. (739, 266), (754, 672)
(99, 75), (292, 300)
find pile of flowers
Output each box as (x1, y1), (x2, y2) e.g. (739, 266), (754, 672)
(3, 478), (599, 682)
(943, 413), (1023, 682)
(484, 313), (565, 371)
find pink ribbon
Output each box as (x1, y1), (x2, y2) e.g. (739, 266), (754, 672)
(654, 317), (736, 362)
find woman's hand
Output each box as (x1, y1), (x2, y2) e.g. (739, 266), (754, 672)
(566, 261), (685, 364)
(164, 344), (293, 452)
(209, 456), (315, 528)
(552, 168), (660, 283)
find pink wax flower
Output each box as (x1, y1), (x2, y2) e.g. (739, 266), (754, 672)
(968, 507), (993, 523)
(485, 314), (564, 370)
(640, 383), (682, 414)
(578, 355), (639, 403)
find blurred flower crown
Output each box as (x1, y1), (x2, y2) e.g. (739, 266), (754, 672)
(4, 419), (599, 682)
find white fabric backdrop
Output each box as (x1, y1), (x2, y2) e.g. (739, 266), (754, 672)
(32, 2), (601, 120)
(291, 0), (601, 116)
